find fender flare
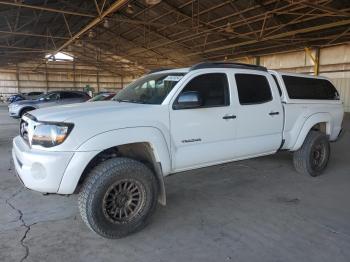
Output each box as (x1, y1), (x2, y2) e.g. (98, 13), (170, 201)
(58, 127), (171, 201)
(291, 113), (331, 151)
(19, 106), (36, 116)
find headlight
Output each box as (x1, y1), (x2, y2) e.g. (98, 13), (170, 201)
(31, 122), (73, 148)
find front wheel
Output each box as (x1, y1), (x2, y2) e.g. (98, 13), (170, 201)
(293, 131), (330, 177)
(78, 157), (158, 238)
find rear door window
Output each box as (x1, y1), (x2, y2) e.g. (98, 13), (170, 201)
(282, 75), (339, 100)
(235, 74), (272, 105)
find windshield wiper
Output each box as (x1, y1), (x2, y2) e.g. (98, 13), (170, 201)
(115, 99), (146, 104)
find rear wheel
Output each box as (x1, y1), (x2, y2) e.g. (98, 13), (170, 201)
(293, 131), (330, 177)
(78, 157), (158, 239)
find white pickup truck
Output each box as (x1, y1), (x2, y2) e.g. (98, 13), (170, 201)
(12, 62), (344, 238)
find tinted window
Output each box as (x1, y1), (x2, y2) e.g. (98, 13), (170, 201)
(235, 74), (272, 104)
(46, 92), (59, 100)
(282, 75), (339, 100)
(179, 73), (229, 107)
(60, 92), (84, 99)
(272, 75), (282, 96)
(27, 92), (42, 96)
(115, 73), (185, 104)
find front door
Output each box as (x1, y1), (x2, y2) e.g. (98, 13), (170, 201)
(170, 72), (237, 171)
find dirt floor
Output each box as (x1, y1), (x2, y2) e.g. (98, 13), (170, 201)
(1, 104), (350, 262)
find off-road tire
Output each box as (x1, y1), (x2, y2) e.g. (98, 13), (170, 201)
(78, 157), (158, 239)
(293, 131), (330, 177)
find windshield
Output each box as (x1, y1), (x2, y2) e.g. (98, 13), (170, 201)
(114, 72), (186, 104)
(36, 92), (59, 100)
(36, 92), (53, 99)
(36, 93), (48, 99)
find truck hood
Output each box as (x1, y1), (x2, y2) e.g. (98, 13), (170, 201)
(30, 101), (145, 122)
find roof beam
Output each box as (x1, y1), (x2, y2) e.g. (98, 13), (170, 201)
(187, 19), (350, 56)
(0, 44), (51, 52)
(298, 2), (350, 17)
(50, 0), (128, 54)
(178, 4), (348, 51)
(0, 1), (95, 17)
(32, 0), (128, 71)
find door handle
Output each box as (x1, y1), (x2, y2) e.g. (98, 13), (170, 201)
(269, 111), (279, 116)
(223, 115), (236, 120)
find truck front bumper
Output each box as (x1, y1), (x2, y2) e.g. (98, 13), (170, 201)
(12, 136), (74, 193)
(12, 136), (99, 194)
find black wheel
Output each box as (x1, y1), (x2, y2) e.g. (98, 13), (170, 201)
(293, 131), (330, 177)
(19, 107), (34, 118)
(78, 157), (158, 239)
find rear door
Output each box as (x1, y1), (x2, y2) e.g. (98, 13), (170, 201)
(232, 72), (284, 157)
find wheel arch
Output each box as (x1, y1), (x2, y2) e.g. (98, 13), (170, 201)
(291, 113), (332, 151)
(77, 142), (167, 205)
(19, 106), (36, 117)
(58, 127), (171, 205)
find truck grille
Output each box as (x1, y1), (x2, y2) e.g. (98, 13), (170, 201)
(19, 119), (29, 143)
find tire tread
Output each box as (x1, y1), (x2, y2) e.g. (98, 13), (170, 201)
(78, 157), (158, 238)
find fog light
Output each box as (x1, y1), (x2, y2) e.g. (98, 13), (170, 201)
(31, 163), (46, 180)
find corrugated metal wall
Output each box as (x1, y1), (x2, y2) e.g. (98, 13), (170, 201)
(0, 61), (134, 98)
(333, 78), (350, 112)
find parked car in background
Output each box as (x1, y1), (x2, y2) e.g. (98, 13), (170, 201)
(88, 92), (116, 102)
(6, 92), (44, 104)
(6, 94), (26, 104)
(8, 91), (90, 118)
(23, 92), (44, 100)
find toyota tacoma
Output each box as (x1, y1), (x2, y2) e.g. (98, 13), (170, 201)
(12, 62), (344, 238)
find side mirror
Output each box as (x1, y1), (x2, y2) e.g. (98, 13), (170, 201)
(173, 91), (202, 110)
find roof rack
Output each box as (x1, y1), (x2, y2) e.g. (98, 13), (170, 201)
(190, 62), (267, 72)
(148, 68), (174, 74)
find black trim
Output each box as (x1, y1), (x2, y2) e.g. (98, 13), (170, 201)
(278, 139), (285, 150)
(190, 62), (267, 72)
(23, 113), (37, 121)
(271, 74), (282, 96)
(222, 115), (237, 119)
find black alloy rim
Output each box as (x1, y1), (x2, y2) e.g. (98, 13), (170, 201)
(102, 179), (145, 224)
